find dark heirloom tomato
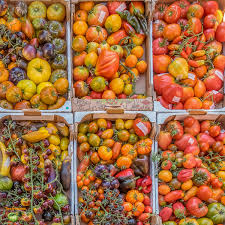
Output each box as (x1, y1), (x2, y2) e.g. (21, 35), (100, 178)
(153, 20), (166, 39)
(164, 4), (181, 24)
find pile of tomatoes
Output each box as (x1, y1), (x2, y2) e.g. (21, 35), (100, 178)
(153, 0), (225, 110)
(0, 0), (69, 110)
(76, 117), (153, 224)
(158, 116), (225, 225)
(73, 1), (148, 100)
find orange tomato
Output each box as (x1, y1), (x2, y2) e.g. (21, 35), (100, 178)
(72, 35), (87, 52)
(73, 51), (87, 66)
(158, 170), (172, 182)
(194, 65), (207, 78)
(102, 90), (116, 99)
(73, 21), (88, 35)
(6, 18), (21, 32)
(128, 68), (139, 79)
(116, 156), (132, 169)
(158, 184), (171, 195)
(131, 46), (144, 59)
(136, 60), (147, 74)
(133, 202), (145, 216)
(184, 97), (202, 109)
(74, 10), (88, 21)
(80, 1), (94, 11)
(181, 180), (193, 191)
(202, 100), (214, 109)
(109, 78), (124, 94)
(194, 80), (206, 98)
(123, 202), (133, 212)
(0, 68), (9, 83)
(125, 54), (138, 68)
(126, 190), (139, 204)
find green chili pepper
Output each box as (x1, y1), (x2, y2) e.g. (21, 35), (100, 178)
(133, 9), (148, 34)
(127, 15), (141, 34)
(118, 10), (130, 20)
(8, 212), (18, 222)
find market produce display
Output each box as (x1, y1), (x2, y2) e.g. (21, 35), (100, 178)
(73, 1), (149, 100)
(0, 0), (69, 110)
(153, 0), (225, 110)
(157, 116), (225, 225)
(76, 117), (153, 224)
(0, 119), (71, 224)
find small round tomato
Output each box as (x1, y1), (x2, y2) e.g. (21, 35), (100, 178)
(216, 22), (225, 43)
(153, 20), (166, 39)
(86, 26), (108, 43)
(73, 66), (89, 81)
(187, 3), (204, 19)
(164, 4), (181, 24)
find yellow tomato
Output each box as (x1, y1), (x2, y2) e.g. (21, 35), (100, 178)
(27, 58), (51, 84)
(0, 18), (6, 25)
(60, 137), (69, 151)
(73, 21), (88, 35)
(217, 171), (225, 181)
(37, 82), (53, 94)
(87, 42), (99, 53)
(109, 78), (124, 94)
(48, 134), (61, 145)
(158, 170), (172, 183)
(17, 80), (36, 100)
(49, 144), (61, 156)
(105, 14), (122, 33)
(124, 120), (134, 130)
(61, 150), (68, 161)
(84, 52), (98, 67)
(47, 123), (58, 134)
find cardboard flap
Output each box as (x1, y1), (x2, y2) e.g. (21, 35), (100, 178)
(23, 109), (42, 116)
(92, 113), (137, 120)
(11, 115), (55, 121)
(105, 107), (124, 114)
(188, 110), (207, 115)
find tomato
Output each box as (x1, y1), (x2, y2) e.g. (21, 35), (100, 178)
(95, 50), (119, 79)
(158, 131), (172, 150)
(164, 190), (184, 203)
(154, 3), (167, 20)
(197, 218), (213, 225)
(209, 125), (221, 137)
(203, 1), (219, 15)
(163, 24), (181, 41)
(181, 72), (197, 87)
(109, 78), (124, 94)
(175, 133), (197, 151)
(194, 80), (206, 98)
(179, 218), (198, 225)
(184, 117), (200, 137)
(133, 118), (151, 137)
(154, 74), (174, 95)
(11, 164), (26, 182)
(177, 169), (194, 182)
(204, 14), (218, 29)
(86, 26), (107, 43)
(153, 20), (166, 39)
(204, 28), (215, 41)
(186, 197), (208, 218)
(17, 80), (36, 100)
(153, 38), (168, 55)
(73, 66), (89, 81)
(90, 76), (106, 92)
(193, 168), (211, 186)
(6, 86), (22, 103)
(188, 17), (202, 34)
(197, 133), (215, 146)
(216, 22), (225, 42)
(183, 153), (196, 169)
(102, 90), (116, 99)
(187, 4), (204, 19)
(181, 87), (194, 103)
(173, 202), (186, 218)
(159, 207), (172, 222)
(172, 102), (183, 110)
(107, 2), (126, 15)
(197, 185), (213, 201)
(74, 81), (89, 98)
(105, 14), (122, 33)
(153, 55), (171, 74)
(213, 55), (225, 72)
(174, 0), (190, 18)
(129, 2), (144, 15)
(164, 4), (181, 24)
(162, 83), (183, 104)
(107, 29), (127, 45)
(157, 96), (172, 109)
(184, 145), (200, 156)
(204, 69), (223, 91)
(207, 203), (225, 224)
(204, 40), (222, 57)
(184, 97), (202, 109)
(87, 4), (109, 26)
(166, 121), (183, 140)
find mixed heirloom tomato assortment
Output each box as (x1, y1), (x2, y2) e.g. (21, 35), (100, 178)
(158, 116), (225, 225)
(153, 0), (225, 110)
(0, 120), (71, 224)
(0, 0), (69, 110)
(76, 117), (153, 224)
(73, 1), (149, 100)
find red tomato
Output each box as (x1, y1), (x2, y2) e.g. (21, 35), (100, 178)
(187, 4), (204, 19)
(197, 133), (216, 146)
(88, 4), (109, 26)
(154, 73), (175, 95)
(200, 120), (211, 133)
(172, 102), (184, 110)
(159, 207), (172, 222)
(203, 14), (218, 29)
(209, 125), (221, 137)
(11, 164), (27, 181)
(203, 69), (223, 91)
(164, 4), (181, 24)
(216, 22), (225, 42)
(203, 1), (219, 15)
(107, 2), (126, 14)
(216, 132), (225, 144)
(188, 17), (202, 34)
(173, 202), (186, 218)
(183, 153), (196, 169)
(157, 96), (172, 110)
(153, 55), (171, 74)
(203, 91), (224, 104)
(174, 0), (190, 18)
(154, 3), (168, 20)
(204, 28), (215, 41)
(184, 145), (200, 156)
(153, 38), (168, 55)
(153, 20), (167, 39)
(186, 197), (208, 217)
(158, 131), (172, 150)
(133, 118), (151, 137)
(74, 81), (89, 98)
(162, 83), (183, 104)
(90, 91), (102, 99)
(175, 133), (198, 151)
(184, 117), (200, 137)
(177, 169), (194, 182)
(213, 55), (225, 72)
(166, 120), (184, 140)
(164, 190), (184, 203)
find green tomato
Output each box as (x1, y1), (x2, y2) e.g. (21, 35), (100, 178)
(88, 134), (100, 147)
(197, 218), (213, 225)
(128, 133), (138, 144)
(0, 176), (13, 190)
(163, 222), (177, 225)
(28, 1), (47, 21)
(8, 212), (18, 222)
(90, 76), (106, 93)
(207, 203), (225, 224)
(78, 123), (89, 134)
(53, 193), (68, 210)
